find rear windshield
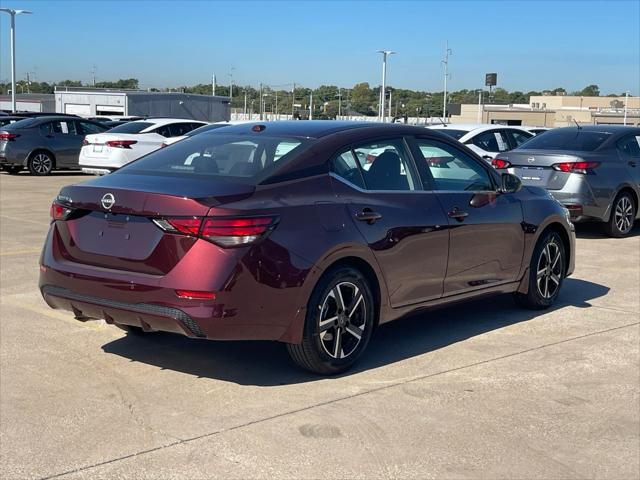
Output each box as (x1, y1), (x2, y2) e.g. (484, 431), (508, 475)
(521, 129), (611, 151)
(117, 133), (309, 183)
(186, 123), (231, 137)
(3, 117), (39, 129)
(107, 122), (154, 134)
(435, 129), (467, 140)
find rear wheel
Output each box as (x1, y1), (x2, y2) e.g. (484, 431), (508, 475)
(287, 266), (375, 375)
(28, 151), (54, 176)
(514, 230), (565, 310)
(4, 165), (22, 175)
(605, 192), (636, 238)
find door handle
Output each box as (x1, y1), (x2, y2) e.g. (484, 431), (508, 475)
(629, 160), (637, 167)
(448, 207), (469, 221)
(355, 208), (382, 224)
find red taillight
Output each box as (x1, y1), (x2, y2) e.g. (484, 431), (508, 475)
(50, 201), (72, 221)
(175, 290), (216, 300)
(491, 158), (511, 169)
(0, 131), (20, 141)
(106, 140), (137, 149)
(552, 161), (599, 174)
(201, 217), (276, 246)
(153, 215), (277, 247)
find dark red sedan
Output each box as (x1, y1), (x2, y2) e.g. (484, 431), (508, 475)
(39, 122), (575, 374)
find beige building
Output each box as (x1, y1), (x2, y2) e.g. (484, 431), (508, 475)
(450, 95), (640, 127)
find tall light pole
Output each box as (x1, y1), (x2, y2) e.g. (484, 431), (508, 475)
(441, 40), (452, 120)
(623, 91), (629, 126)
(377, 50), (395, 122)
(336, 88), (342, 118)
(0, 8), (32, 113)
(228, 67), (235, 103)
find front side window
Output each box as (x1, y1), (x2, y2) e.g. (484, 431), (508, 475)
(471, 130), (509, 152)
(508, 130), (533, 147)
(355, 140), (418, 191)
(617, 135), (640, 158)
(118, 133), (306, 183)
(414, 138), (494, 191)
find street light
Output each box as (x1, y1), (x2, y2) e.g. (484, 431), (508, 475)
(0, 8), (32, 113)
(377, 50), (395, 122)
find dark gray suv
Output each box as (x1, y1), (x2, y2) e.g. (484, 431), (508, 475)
(0, 116), (108, 175)
(493, 126), (640, 237)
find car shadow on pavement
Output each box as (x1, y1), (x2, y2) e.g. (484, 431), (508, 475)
(574, 222), (639, 239)
(101, 277), (609, 386)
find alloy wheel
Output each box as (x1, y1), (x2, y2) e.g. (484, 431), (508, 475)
(318, 281), (367, 359)
(536, 240), (562, 299)
(614, 196), (634, 234)
(31, 153), (52, 174)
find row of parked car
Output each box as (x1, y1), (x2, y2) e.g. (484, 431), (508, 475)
(1, 113), (639, 237)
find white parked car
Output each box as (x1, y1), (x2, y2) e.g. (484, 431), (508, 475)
(522, 126), (551, 135)
(160, 121), (256, 148)
(427, 124), (534, 161)
(80, 118), (207, 174)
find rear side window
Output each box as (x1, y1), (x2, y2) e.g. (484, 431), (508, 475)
(434, 129), (467, 140)
(8, 118), (39, 129)
(78, 121), (107, 135)
(118, 133), (307, 182)
(107, 122), (154, 134)
(332, 151), (366, 189)
(617, 135), (640, 157)
(523, 129), (611, 151)
(471, 130), (509, 152)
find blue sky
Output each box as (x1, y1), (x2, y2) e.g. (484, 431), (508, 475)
(0, 0), (638, 94)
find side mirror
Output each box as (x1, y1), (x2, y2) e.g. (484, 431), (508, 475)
(499, 173), (522, 194)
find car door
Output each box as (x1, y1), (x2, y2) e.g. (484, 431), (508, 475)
(617, 134), (640, 190)
(466, 129), (510, 161)
(410, 136), (525, 296)
(329, 138), (449, 307)
(42, 120), (83, 167)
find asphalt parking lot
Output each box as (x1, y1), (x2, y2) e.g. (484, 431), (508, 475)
(1, 171), (638, 480)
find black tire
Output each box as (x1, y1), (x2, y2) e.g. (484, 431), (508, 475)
(287, 266), (376, 375)
(115, 324), (146, 335)
(514, 230), (566, 310)
(28, 151), (54, 176)
(605, 192), (636, 238)
(4, 165), (22, 175)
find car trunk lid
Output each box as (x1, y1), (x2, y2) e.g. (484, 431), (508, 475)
(497, 149), (586, 190)
(52, 174), (255, 274)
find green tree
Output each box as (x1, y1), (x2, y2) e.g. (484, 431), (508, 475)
(575, 84), (600, 97)
(350, 82), (376, 115)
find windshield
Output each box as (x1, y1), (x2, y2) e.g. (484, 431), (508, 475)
(521, 129), (611, 151)
(107, 122), (154, 134)
(435, 129), (467, 140)
(117, 133), (309, 183)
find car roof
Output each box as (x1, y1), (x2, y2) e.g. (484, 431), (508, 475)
(129, 118), (208, 127)
(208, 120), (404, 139)
(553, 125), (640, 135)
(428, 123), (530, 133)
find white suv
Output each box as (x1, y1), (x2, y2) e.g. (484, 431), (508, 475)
(80, 118), (207, 174)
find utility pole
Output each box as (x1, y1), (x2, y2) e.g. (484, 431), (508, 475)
(25, 72), (31, 93)
(441, 40), (452, 120)
(259, 83), (263, 120)
(377, 50), (395, 122)
(336, 88), (342, 118)
(228, 67), (235, 104)
(291, 83), (296, 119)
(91, 65), (97, 87)
(275, 90), (278, 118)
(623, 91), (629, 125)
(309, 92), (313, 120)
(477, 89), (483, 123)
(212, 74), (216, 96)
(243, 90), (247, 116)
(1, 8), (33, 112)
(388, 90), (392, 122)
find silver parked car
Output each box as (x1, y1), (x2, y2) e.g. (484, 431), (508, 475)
(0, 116), (108, 175)
(493, 125), (640, 237)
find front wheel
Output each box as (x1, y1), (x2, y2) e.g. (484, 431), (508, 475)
(514, 230), (565, 310)
(605, 192), (636, 238)
(287, 267), (375, 375)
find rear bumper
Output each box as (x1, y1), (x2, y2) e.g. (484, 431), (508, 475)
(548, 179), (607, 223)
(42, 285), (206, 337)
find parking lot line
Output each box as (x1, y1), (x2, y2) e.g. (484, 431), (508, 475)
(0, 248), (43, 256)
(2, 296), (106, 332)
(39, 320), (639, 480)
